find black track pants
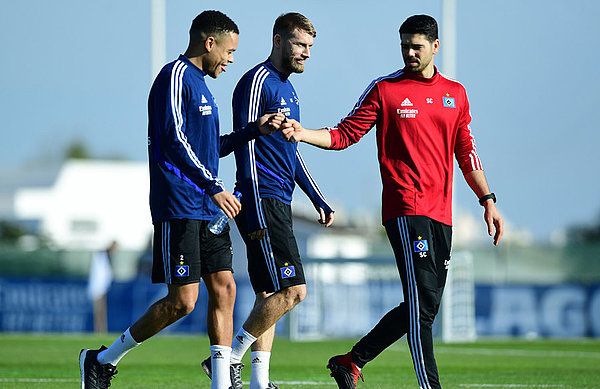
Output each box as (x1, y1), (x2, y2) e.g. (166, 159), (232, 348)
(351, 216), (452, 389)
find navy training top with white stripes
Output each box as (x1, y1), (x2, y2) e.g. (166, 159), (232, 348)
(233, 59), (333, 233)
(148, 55), (260, 223)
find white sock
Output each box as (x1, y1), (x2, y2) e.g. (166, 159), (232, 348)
(210, 345), (232, 389)
(97, 328), (141, 366)
(249, 351), (271, 389)
(230, 327), (257, 363)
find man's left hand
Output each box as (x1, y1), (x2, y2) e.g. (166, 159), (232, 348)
(317, 208), (334, 227)
(483, 202), (504, 245)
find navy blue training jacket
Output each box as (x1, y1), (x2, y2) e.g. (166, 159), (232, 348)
(148, 55), (260, 223)
(233, 59), (333, 233)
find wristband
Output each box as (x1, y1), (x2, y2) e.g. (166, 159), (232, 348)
(478, 193), (496, 206)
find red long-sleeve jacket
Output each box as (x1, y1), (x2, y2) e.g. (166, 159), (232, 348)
(328, 67), (482, 226)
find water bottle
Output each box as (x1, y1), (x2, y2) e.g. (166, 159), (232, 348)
(208, 191), (242, 234)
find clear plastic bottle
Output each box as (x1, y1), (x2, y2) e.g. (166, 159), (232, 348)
(208, 191), (242, 234)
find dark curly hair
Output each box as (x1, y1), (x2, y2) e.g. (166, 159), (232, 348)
(189, 10), (239, 42)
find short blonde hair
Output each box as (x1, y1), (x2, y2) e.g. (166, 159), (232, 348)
(273, 12), (316, 38)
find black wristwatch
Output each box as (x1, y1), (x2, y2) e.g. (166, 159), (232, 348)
(478, 193), (496, 206)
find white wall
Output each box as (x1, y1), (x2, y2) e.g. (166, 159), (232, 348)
(15, 160), (152, 251)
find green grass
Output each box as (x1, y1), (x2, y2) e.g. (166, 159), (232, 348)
(0, 334), (599, 388)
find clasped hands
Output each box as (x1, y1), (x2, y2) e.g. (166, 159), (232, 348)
(279, 118), (304, 143)
(256, 114), (304, 142)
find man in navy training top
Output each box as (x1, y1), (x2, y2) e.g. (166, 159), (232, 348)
(78, 10), (288, 389)
(201, 12), (334, 389)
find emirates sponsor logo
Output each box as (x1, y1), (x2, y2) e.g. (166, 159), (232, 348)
(396, 108), (419, 118)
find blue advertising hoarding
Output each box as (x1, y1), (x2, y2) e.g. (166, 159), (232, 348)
(1, 277), (599, 337)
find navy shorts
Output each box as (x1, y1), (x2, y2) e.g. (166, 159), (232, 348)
(152, 219), (233, 284)
(235, 197), (305, 294)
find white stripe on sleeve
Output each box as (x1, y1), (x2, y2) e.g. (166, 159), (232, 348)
(296, 149), (331, 209)
(246, 66), (270, 227)
(169, 60), (224, 190)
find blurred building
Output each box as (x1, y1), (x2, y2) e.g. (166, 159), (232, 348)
(2, 159), (387, 278)
(12, 159), (151, 251)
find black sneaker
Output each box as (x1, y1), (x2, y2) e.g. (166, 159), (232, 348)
(201, 356), (244, 389)
(327, 353), (363, 389)
(201, 356), (212, 379)
(79, 346), (118, 389)
(229, 362), (244, 389)
(267, 382), (279, 389)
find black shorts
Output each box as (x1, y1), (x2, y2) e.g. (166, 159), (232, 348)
(235, 197), (305, 294)
(152, 219), (233, 284)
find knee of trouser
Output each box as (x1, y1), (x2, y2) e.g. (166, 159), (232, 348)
(419, 286), (441, 324)
(421, 317), (435, 328)
(419, 309), (436, 327)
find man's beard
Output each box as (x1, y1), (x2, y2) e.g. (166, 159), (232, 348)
(404, 57), (430, 73)
(282, 54), (305, 74)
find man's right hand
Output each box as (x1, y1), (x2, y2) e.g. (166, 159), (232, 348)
(281, 118), (305, 142)
(249, 229), (266, 240)
(210, 191), (242, 219)
(281, 119), (333, 149)
(256, 112), (291, 136)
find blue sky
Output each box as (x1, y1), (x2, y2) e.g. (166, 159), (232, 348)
(1, 0), (599, 242)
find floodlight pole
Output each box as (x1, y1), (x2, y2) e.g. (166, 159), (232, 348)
(441, 0), (478, 343)
(151, 0), (166, 82)
(442, 0), (458, 217)
(441, 0), (457, 79)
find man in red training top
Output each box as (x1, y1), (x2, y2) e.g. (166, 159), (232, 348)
(282, 14), (503, 389)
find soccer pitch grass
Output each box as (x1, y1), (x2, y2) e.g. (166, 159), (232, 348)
(0, 335), (599, 388)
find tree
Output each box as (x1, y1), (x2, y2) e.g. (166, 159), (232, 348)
(567, 213), (600, 243)
(65, 140), (91, 159)
(0, 221), (25, 243)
